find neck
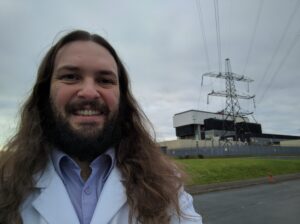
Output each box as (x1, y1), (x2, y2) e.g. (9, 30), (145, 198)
(73, 158), (92, 182)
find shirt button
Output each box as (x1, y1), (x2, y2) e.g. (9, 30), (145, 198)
(84, 187), (91, 195)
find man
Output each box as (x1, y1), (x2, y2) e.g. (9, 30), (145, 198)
(0, 30), (202, 224)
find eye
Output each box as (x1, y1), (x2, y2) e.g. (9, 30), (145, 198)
(59, 74), (80, 82)
(97, 77), (117, 85)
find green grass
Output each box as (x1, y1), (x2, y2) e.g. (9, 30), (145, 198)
(177, 157), (300, 186)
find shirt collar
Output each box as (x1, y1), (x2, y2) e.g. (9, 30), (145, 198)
(51, 147), (116, 181)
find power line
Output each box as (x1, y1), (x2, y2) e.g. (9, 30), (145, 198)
(256, 0), (300, 99)
(195, 0), (211, 71)
(258, 29), (300, 104)
(226, 0), (233, 59)
(242, 0), (265, 75)
(214, 0), (222, 73)
(195, 0), (211, 111)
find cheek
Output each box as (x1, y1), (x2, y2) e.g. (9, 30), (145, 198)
(50, 85), (74, 112)
(104, 89), (120, 111)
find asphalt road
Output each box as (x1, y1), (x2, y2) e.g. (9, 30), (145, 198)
(193, 179), (300, 224)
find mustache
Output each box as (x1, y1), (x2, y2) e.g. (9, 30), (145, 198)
(65, 99), (110, 115)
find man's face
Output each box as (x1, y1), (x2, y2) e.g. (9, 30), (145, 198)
(50, 40), (120, 139)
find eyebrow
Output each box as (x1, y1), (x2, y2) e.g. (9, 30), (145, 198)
(55, 65), (81, 73)
(55, 65), (117, 77)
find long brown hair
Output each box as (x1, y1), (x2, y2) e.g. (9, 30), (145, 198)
(0, 30), (184, 224)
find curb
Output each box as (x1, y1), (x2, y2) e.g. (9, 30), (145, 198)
(186, 173), (300, 195)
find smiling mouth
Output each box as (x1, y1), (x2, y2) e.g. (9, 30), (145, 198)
(66, 100), (110, 118)
(74, 109), (103, 116)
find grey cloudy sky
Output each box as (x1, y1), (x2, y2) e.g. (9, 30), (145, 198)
(1, 0), (300, 146)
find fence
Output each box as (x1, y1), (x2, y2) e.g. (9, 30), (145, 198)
(164, 145), (300, 158)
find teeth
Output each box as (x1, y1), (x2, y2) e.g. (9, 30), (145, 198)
(77, 110), (100, 116)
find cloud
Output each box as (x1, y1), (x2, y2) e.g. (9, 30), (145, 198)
(0, 0), (299, 145)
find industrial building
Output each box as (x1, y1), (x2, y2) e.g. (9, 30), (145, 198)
(172, 109), (300, 146)
(161, 59), (300, 151)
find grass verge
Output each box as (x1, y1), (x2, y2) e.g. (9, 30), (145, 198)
(177, 157), (300, 186)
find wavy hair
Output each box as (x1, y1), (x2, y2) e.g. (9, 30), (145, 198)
(0, 30), (184, 224)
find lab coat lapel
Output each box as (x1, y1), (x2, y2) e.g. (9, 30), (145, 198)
(32, 161), (80, 224)
(90, 167), (127, 224)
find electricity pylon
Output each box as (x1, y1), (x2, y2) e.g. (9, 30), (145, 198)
(201, 58), (255, 142)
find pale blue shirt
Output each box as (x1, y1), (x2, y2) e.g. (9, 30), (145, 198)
(51, 148), (115, 224)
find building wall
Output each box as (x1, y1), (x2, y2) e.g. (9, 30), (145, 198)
(159, 139), (213, 149)
(173, 110), (249, 128)
(159, 139), (246, 149)
(173, 110), (222, 127)
(205, 130), (236, 139)
(280, 139), (300, 147)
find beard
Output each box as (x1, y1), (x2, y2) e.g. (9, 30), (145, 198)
(41, 98), (122, 162)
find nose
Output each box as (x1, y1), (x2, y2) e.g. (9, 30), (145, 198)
(77, 79), (100, 99)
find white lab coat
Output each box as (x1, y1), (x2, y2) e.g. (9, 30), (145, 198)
(20, 160), (202, 224)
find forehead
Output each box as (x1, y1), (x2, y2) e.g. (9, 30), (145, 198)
(54, 40), (118, 73)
